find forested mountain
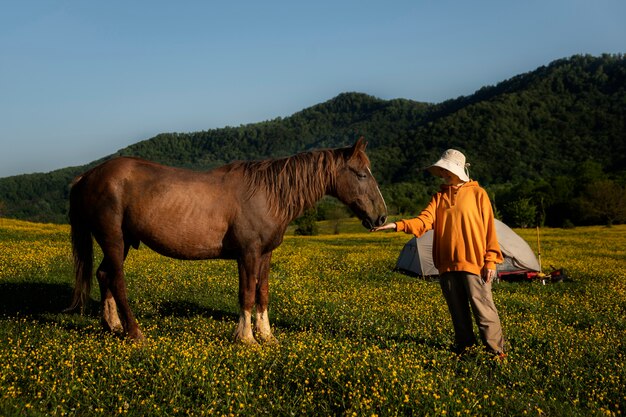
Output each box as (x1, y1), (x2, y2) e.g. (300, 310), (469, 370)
(1, 54), (625, 226)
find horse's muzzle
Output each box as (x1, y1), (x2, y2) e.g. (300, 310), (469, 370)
(362, 215), (387, 229)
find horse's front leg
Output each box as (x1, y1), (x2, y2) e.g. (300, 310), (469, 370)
(233, 252), (259, 344)
(255, 252), (277, 344)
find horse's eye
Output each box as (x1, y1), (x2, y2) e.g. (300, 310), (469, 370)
(356, 172), (367, 180)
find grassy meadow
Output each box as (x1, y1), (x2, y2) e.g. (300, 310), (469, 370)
(0, 217), (624, 416)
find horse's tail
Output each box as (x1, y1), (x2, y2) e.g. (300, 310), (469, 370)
(67, 175), (93, 313)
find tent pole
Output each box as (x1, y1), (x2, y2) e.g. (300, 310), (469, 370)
(536, 225), (542, 272)
(537, 225), (545, 284)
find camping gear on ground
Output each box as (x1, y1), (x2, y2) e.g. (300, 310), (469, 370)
(395, 219), (541, 281)
(547, 268), (569, 283)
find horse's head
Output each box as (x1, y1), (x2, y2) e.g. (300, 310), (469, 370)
(333, 138), (388, 229)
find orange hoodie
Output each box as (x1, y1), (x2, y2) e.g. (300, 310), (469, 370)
(395, 181), (503, 276)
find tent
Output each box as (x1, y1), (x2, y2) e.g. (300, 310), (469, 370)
(395, 219), (541, 279)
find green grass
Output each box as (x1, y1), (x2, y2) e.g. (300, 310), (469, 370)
(0, 218), (624, 416)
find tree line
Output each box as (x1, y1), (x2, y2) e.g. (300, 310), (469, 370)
(0, 54), (625, 227)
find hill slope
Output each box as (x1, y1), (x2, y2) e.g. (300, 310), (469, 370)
(0, 54), (624, 224)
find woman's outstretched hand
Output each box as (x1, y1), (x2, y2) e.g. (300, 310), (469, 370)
(370, 223), (397, 233)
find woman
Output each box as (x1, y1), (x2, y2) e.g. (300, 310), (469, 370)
(372, 149), (505, 357)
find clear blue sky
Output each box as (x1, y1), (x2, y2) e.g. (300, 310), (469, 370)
(1, 0), (624, 177)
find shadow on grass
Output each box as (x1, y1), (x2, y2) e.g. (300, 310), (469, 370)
(0, 283), (443, 349)
(0, 282), (240, 320)
(0, 282), (76, 317)
(0, 282), (240, 339)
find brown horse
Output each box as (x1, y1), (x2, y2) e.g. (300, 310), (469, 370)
(68, 138), (387, 344)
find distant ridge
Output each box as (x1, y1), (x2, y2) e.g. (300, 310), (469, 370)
(1, 54), (624, 224)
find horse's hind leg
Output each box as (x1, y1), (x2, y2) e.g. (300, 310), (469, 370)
(97, 261), (123, 333)
(97, 239), (144, 341)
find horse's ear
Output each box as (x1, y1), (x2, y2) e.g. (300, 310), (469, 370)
(349, 136), (368, 159)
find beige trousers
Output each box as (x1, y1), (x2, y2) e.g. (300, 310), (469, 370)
(439, 271), (505, 354)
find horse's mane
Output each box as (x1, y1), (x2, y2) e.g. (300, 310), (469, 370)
(235, 148), (356, 221)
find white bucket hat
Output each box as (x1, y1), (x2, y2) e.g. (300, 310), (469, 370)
(427, 149), (470, 182)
